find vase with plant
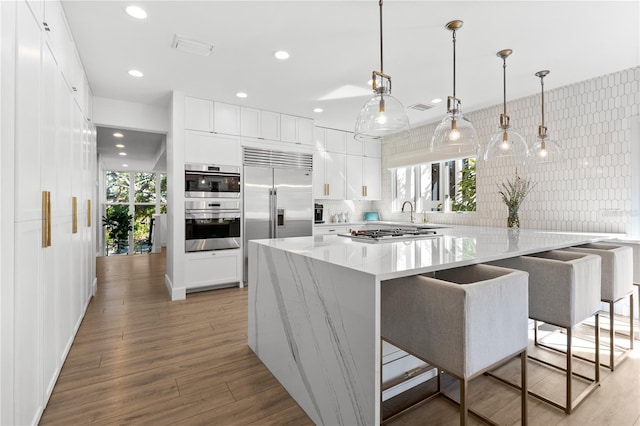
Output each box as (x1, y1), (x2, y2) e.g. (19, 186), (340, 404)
(498, 170), (536, 228)
(102, 205), (133, 254)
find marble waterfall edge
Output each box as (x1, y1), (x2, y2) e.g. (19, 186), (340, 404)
(248, 241), (379, 425)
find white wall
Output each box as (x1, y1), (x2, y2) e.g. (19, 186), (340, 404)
(378, 67), (640, 235)
(92, 96), (169, 134)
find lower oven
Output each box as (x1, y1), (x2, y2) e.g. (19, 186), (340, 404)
(185, 200), (241, 252)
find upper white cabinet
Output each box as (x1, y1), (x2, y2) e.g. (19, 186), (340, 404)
(185, 97), (213, 131)
(364, 139), (382, 158)
(241, 107), (280, 140)
(281, 114), (313, 146)
(184, 97), (241, 135)
(184, 131), (241, 166)
(346, 155), (381, 200)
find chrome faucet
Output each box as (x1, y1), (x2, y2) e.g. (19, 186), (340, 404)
(401, 201), (415, 223)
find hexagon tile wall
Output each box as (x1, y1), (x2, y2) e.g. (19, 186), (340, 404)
(379, 66), (640, 235)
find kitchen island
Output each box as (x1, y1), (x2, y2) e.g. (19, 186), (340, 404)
(247, 225), (617, 425)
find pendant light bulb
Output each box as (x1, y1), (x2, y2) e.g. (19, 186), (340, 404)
(529, 70), (563, 164)
(482, 49), (529, 164)
(354, 0), (410, 142)
(430, 20), (479, 155)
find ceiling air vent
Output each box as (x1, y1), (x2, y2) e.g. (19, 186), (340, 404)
(408, 103), (434, 111)
(171, 35), (214, 57)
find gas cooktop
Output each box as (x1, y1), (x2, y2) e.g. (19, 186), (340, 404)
(338, 228), (441, 243)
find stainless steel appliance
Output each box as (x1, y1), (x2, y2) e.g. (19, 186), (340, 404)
(243, 147), (313, 280)
(185, 200), (241, 252)
(314, 203), (324, 224)
(339, 228), (441, 243)
(185, 163), (241, 198)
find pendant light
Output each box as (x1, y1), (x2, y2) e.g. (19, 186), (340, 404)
(483, 49), (529, 163)
(530, 70), (563, 163)
(354, 0), (410, 142)
(430, 20), (479, 155)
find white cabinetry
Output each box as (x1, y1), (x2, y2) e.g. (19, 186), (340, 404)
(346, 155), (381, 200)
(184, 130), (241, 166)
(3, 2), (97, 424)
(281, 114), (313, 146)
(241, 107), (280, 140)
(184, 97), (241, 135)
(185, 249), (242, 289)
(313, 127), (346, 200)
(314, 225), (349, 236)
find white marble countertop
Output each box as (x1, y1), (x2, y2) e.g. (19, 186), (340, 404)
(252, 225), (622, 280)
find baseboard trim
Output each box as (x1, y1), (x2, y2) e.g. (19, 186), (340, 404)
(165, 274), (186, 301)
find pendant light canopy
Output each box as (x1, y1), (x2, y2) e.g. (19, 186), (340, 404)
(430, 20), (479, 155)
(483, 49), (529, 163)
(530, 70), (563, 163)
(354, 0), (410, 142)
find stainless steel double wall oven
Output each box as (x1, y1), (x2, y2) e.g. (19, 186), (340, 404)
(185, 164), (241, 252)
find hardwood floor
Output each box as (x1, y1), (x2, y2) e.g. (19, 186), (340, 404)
(41, 252), (640, 425)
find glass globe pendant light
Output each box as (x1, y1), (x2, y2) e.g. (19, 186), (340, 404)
(483, 49), (529, 163)
(530, 70), (563, 163)
(430, 20), (479, 155)
(354, 0), (410, 142)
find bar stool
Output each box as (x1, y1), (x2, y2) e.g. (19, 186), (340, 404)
(606, 239), (640, 341)
(488, 250), (601, 414)
(381, 264), (529, 425)
(564, 243), (634, 370)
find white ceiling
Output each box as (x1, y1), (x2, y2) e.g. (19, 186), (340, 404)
(62, 1), (640, 168)
(96, 126), (165, 171)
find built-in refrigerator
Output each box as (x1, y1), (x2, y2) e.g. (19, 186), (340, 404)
(243, 147), (313, 281)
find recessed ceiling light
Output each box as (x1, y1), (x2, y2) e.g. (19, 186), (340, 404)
(125, 5), (147, 19)
(313, 108), (323, 113)
(119, 152), (127, 156)
(115, 144), (125, 148)
(113, 132), (124, 138)
(274, 50), (290, 60)
(236, 92), (248, 98)
(128, 69), (143, 78)
(431, 98), (443, 104)
(122, 164), (129, 168)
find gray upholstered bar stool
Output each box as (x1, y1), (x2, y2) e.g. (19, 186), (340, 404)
(381, 264), (529, 425)
(564, 243), (634, 370)
(488, 250), (601, 414)
(605, 239), (640, 341)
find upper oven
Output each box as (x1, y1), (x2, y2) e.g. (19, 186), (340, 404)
(185, 163), (241, 198)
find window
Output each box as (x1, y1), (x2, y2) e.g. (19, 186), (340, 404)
(393, 157), (476, 212)
(104, 171), (167, 255)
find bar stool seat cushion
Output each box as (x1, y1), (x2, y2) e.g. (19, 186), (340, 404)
(381, 264), (528, 379)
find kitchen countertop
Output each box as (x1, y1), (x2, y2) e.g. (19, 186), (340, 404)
(253, 224), (620, 281)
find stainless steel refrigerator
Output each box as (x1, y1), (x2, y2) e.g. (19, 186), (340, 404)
(243, 148), (313, 281)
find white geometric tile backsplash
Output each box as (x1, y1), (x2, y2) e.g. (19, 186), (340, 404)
(376, 67), (640, 235)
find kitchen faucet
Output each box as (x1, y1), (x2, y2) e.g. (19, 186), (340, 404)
(401, 201), (415, 223)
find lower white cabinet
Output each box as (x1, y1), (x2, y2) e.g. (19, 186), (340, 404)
(184, 130), (241, 166)
(314, 225), (349, 236)
(382, 341), (434, 402)
(185, 249), (242, 290)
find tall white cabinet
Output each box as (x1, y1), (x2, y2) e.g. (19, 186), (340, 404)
(1, 1), (97, 425)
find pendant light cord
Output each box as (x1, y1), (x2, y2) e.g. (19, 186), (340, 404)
(502, 57), (507, 116)
(452, 28), (457, 100)
(379, 0), (384, 74)
(540, 76), (545, 128)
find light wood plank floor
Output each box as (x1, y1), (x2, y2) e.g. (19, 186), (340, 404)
(41, 251), (640, 425)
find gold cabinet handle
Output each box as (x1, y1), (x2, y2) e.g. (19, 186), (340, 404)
(72, 197), (78, 234)
(42, 191), (51, 247)
(327, 183), (330, 196)
(87, 199), (91, 227)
